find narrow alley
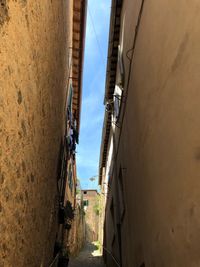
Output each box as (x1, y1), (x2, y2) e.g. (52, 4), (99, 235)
(69, 242), (105, 267)
(2, 0), (200, 267)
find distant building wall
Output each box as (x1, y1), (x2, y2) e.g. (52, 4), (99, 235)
(68, 205), (85, 256)
(68, 181), (86, 256)
(62, 159), (79, 253)
(82, 190), (99, 242)
(100, 0), (200, 267)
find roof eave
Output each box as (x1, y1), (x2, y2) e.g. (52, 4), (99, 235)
(72, 0), (88, 134)
(99, 0), (122, 185)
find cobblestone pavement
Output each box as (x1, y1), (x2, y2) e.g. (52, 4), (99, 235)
(69, 242), (105, 267)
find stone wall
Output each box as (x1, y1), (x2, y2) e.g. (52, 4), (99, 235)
(67, 206), (85, 256)
(82, 190), (99, 242)
(0, 0), (72, 266)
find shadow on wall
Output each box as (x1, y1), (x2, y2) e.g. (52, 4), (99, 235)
(87, 242), (98, 253)
(86, 223), (98, 242)
(68, 242), (104, 267)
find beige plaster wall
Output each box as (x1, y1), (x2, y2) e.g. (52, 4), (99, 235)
(105, 1), (200, 266)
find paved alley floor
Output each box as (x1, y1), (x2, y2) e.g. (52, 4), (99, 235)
(69, 242), (105, 267)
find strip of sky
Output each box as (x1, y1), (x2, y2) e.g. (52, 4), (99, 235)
(77, 0), (111, 189)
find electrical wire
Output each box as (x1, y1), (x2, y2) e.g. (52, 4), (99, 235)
(88, 5), (106, 67)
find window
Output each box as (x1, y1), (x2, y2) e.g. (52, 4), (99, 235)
(116, 45), (125, 88)
(83, 200), (89, 206)
(110, 197), (115, 228)
(113, 40), (124, 123)
(113, 85), (122, 122)
(67, 84), (73, 117)
(110, 197), (115, 248)
(118, 168), (125, 222)
(68, 164), (73, 192)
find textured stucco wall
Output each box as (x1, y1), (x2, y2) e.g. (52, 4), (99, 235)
(67, 206), (85, 256)
(83, 190), (99, 242)
(62, 159), (77, 252)
(0, 0), (72, 266)
(104, 0), (200, 267)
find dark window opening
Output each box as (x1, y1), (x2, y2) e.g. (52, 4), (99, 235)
(118, 168), (126, 222)
(83, 200), (89, 206)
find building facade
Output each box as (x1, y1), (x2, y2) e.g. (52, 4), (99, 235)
(53, 0), (87, 263)
(67, 180), (86, 256)
(82, 190), (99, 242)
(99, 0), (200, 267)
(0, 0), (86, 266)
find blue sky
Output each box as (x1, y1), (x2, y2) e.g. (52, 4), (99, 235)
(77, 0), (111, 190)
